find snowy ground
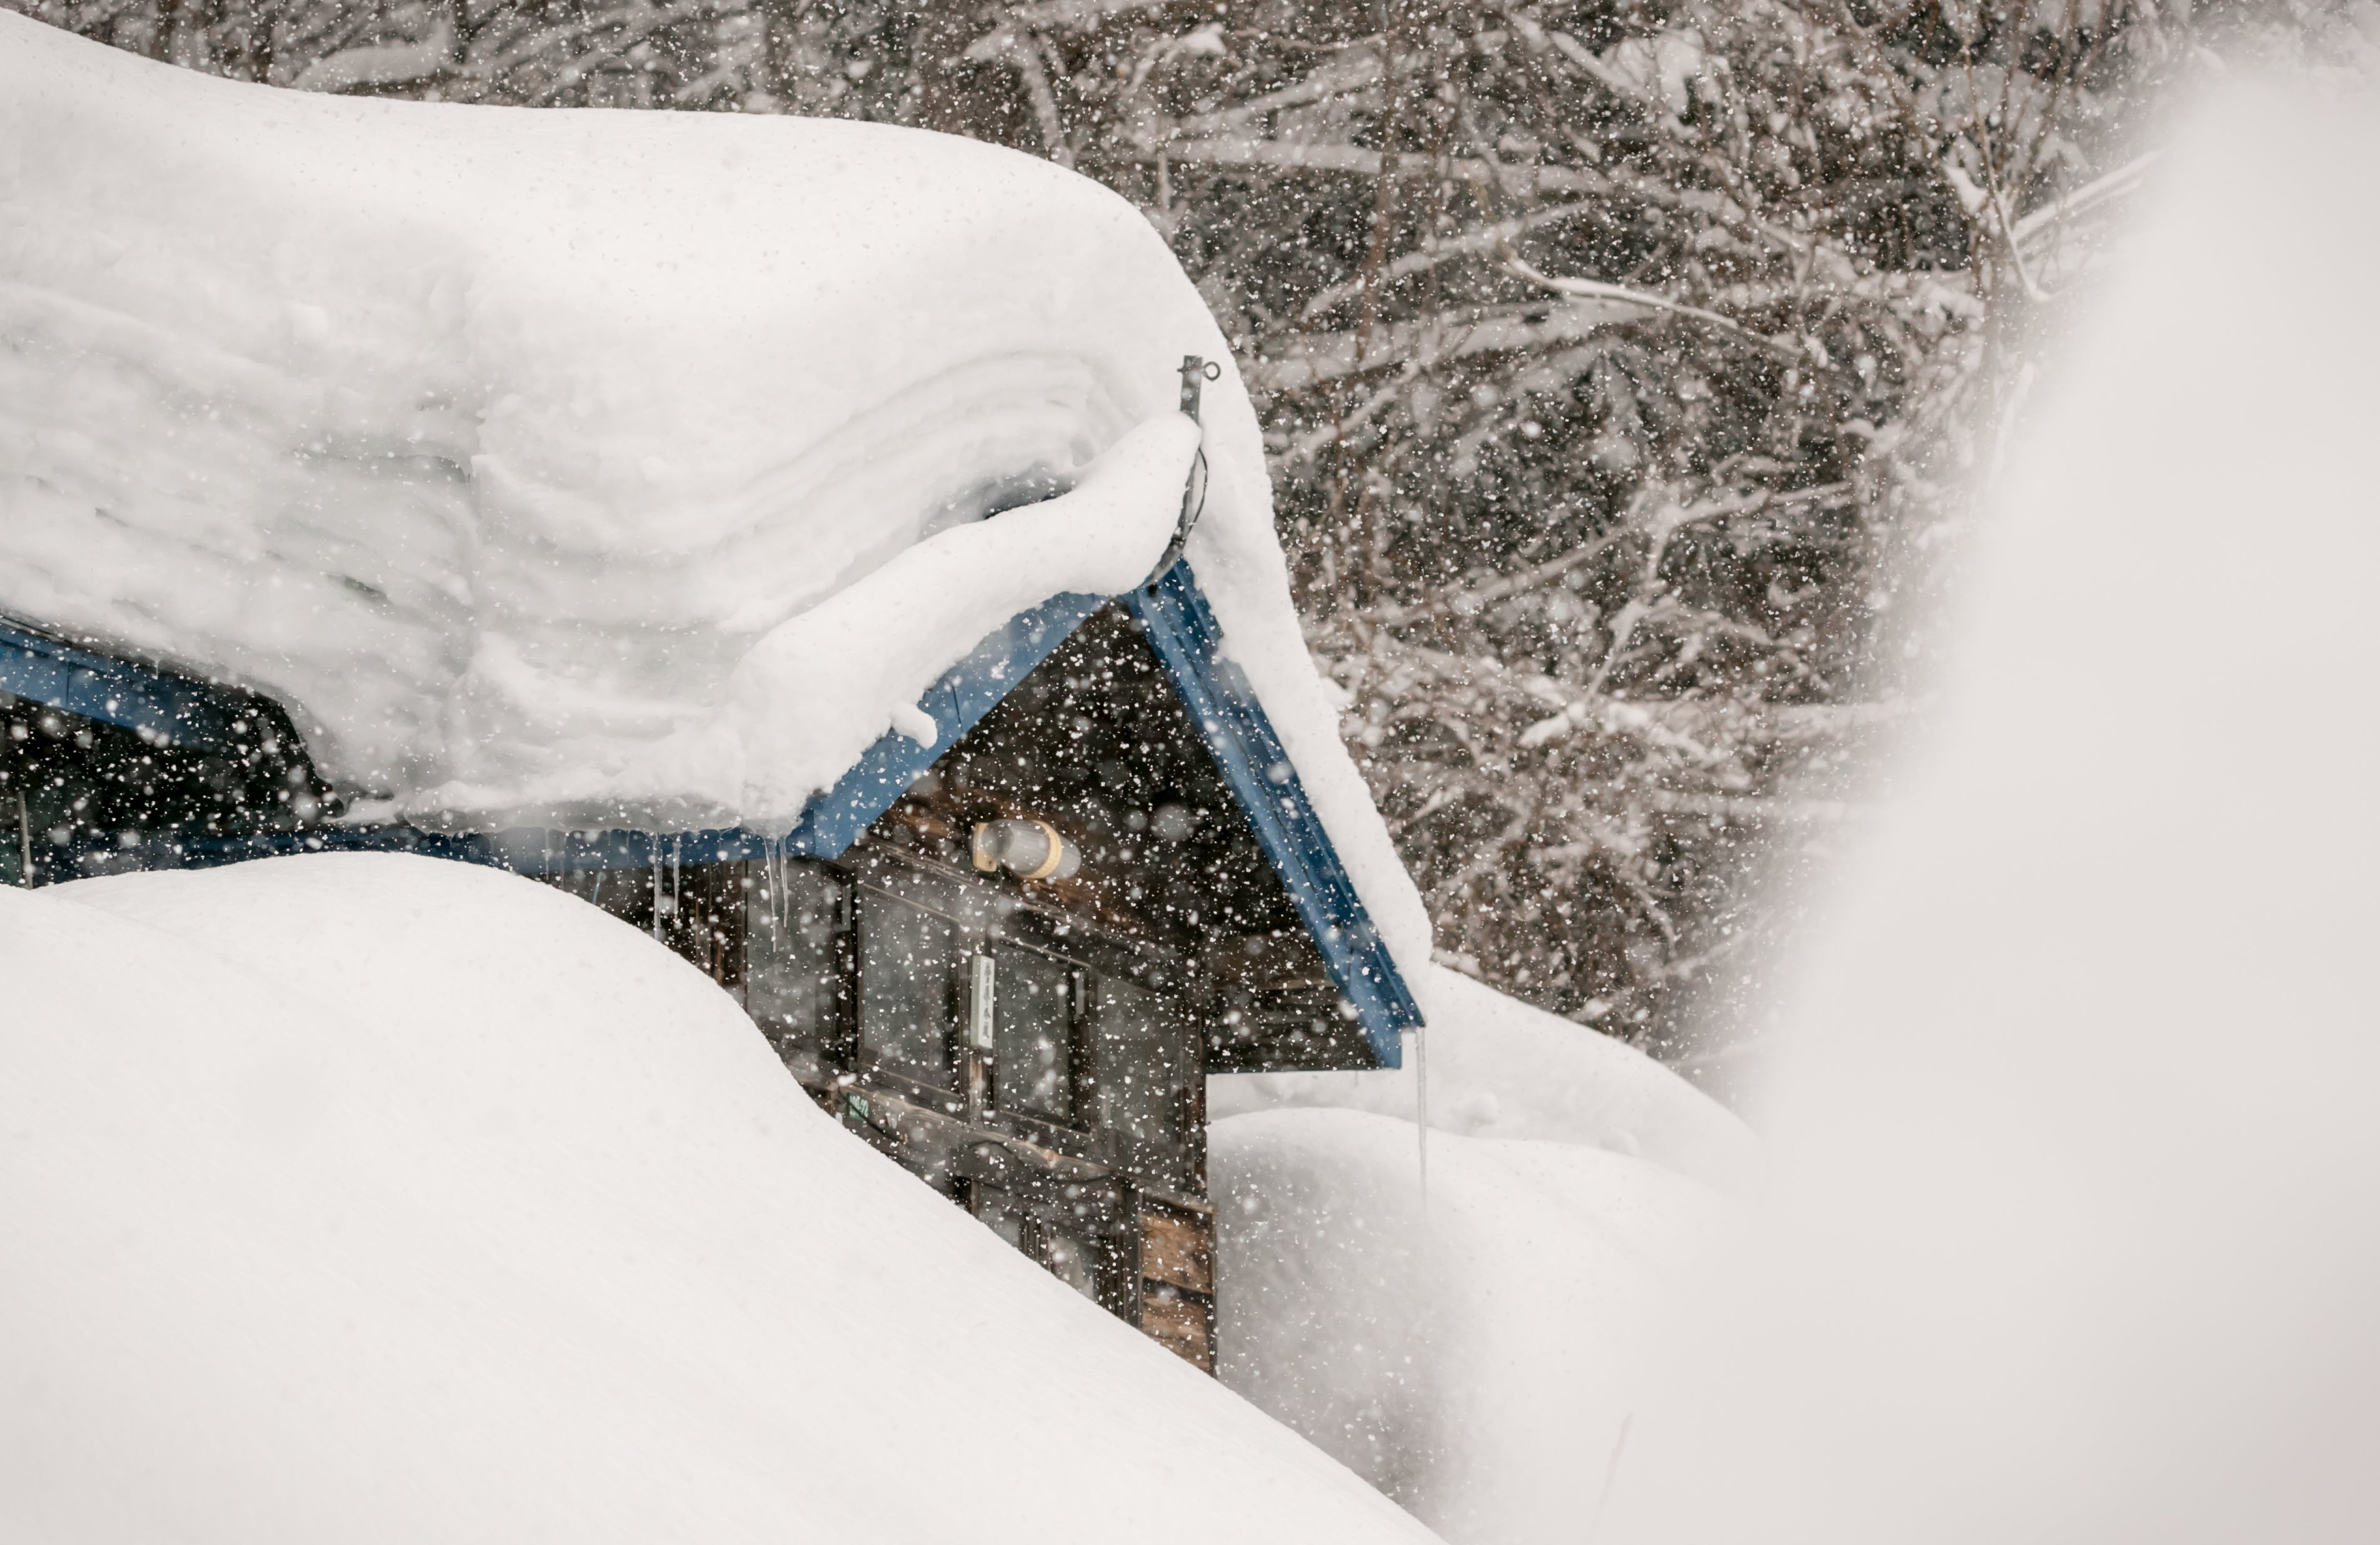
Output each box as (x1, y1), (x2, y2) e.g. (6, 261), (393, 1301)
(0, 845), (1750, 1545)
(0, 854), (1434, 1544)
(1211, 966), (1755, 1545)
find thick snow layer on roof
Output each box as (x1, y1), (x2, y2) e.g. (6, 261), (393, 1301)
(0, 15), (1432, 970)
(1210, 962), (1762, 1198)
(0, 852), (1437, 1544)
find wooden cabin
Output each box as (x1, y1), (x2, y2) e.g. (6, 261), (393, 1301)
(0, 555), (1421, 1372)
(2, 34), (1429, 1378)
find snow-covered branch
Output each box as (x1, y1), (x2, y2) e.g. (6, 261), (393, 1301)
(288, 19), (454, 92)
(1498, 254), (1800, 360)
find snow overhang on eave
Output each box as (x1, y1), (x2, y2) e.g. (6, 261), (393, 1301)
(0, 615), (278, 751)
(5, 567), (1421, 1069)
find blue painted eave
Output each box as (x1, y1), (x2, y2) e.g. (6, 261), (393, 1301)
(1123, 564), (1420, 1064)
(0, 615), (254, 748)
(38, 568), (1423, 1067)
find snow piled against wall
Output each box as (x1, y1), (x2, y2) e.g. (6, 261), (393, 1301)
(1213, 962), (1763, 1198)
(1586, 74), (2380, 1545)
(1209, 966), (1755, 1545)
(0, 15), (1432, 971)
(0, 852), (1434, 1545)
(1215, 1109), (1739, 1545)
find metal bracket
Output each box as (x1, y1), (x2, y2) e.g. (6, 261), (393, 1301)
(1147, 354), (1220, 588)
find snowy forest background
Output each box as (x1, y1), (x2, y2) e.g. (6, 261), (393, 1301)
(12, 0), (2364, 1080)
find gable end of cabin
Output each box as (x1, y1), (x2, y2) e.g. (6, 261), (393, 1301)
(0, 562), (1420, 1373)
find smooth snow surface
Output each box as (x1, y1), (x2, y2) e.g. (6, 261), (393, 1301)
(1211, 962), (1762, 1198)
(1592, 78), (2380, 1545)
(0, 853), (1436, 1545)
(1214, 1108), (1738, 1545)
(0, 16), (1431, 976)
(1209, 967), (1752, 1545)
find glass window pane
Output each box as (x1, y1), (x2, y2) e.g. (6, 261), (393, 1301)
(1044, 1229), (1100, 1301)
(992, 945), (1073, 1122)
(972, 1186), (1028, 1251)
(858, 892), (960, 1082)
(1093, 974), (1188, 1148)
(746, 861), (842, 1037)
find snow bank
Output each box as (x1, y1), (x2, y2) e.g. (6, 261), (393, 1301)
(1207, 969), (1752, 1545)
(1589, 76), (2380, 1545)
(0, 852), (1434, 1544)
(1211, 962), (1762, 1197)
(0, 16), (1432, 970)
(1213, 1109), (1738, 1545)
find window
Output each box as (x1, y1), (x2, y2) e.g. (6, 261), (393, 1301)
(1043, 1229), (1100, 1301)
(972, 1184), (1103, 1305)
(746, 860), (843, 1039)
(0, 689), (321, 884)
(992, 943), (1074, 1123)
(1092, 973), (1190, 1149)
(857, 890), (962, 1084)
(972, 1185), (1029, 1251)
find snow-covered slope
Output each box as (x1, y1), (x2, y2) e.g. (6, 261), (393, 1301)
(0, 852), (1435, 1544)
(1213, 962), (1762, 1197)
(1208, 966), (1754, 1545)
(1215, 1109), (1737, 1545)
(0, 15), (1431, 972)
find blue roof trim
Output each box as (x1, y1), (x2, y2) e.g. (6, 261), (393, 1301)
(776, 591), (1107, 858)
(145, 822), (769, 874)
(1124, 564), (1419, 1064)
(74, 568), (1421, 1064)
(135, 589), (1111, 876)
(0, 616), (253, 748)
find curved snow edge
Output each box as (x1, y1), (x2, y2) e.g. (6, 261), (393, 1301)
(1208, 961), (1765, 1198)
(404, 413), (1200, 831)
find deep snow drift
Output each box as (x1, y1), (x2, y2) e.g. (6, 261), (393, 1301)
(1210, 965), (1754, 1545)
(1587, 76), (2380, 1545)
(1213, 962), (1764, 1198)
(1215, 1108), (1738, 1545)
(0, 16), (1430, 977)
(0, 853), (1434, 1545)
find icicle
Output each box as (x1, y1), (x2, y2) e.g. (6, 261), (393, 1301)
(1415, 1022), (1430, 1210)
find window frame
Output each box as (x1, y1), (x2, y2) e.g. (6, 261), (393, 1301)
(851, 879), (975, 1098)
(560, 839), (1210, 1191)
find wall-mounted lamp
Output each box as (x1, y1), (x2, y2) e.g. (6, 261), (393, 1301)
(972, 819), (1080, 881)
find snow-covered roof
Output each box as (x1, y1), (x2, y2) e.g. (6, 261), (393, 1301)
(0, 15), (1432, 975)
